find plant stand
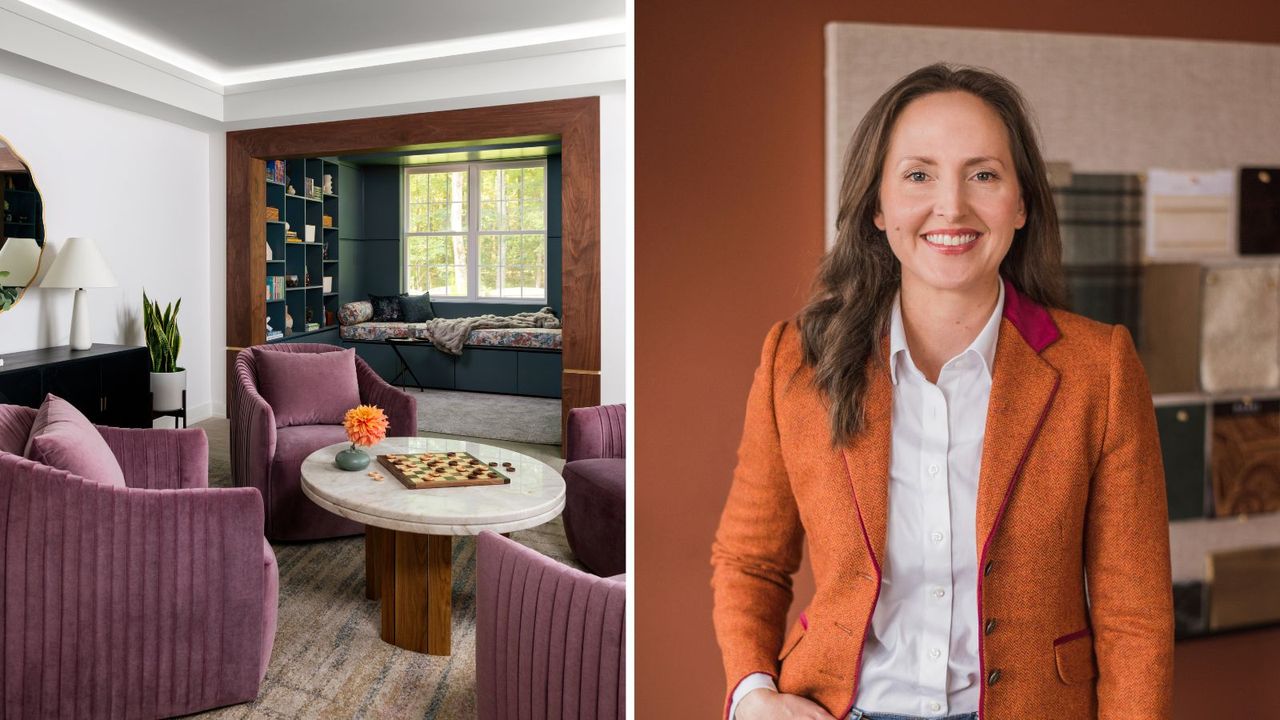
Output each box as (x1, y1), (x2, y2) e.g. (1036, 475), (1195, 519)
(151, 389), (187, 428)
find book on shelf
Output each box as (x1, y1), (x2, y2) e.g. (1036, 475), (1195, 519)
(266, 330), (284, 341)
(265, 160), (285, 184)
(264, 276), (285, 301)
(305, 322), (320, 332)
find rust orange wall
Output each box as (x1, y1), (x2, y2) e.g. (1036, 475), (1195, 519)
(636, 1), (1280, 718)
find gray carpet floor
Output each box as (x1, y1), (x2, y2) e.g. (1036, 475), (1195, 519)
(408, 389), (562, 446)
(194, 417), (573, 720)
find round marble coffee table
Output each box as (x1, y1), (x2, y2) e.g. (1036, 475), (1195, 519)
(300, 436), (566, 655)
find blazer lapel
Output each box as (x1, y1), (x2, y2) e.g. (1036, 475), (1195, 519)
(841, 335), (893, 571)
(975, 314), (1061, 558)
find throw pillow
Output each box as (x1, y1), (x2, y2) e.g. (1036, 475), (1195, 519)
(400, 292), (436, 323)
(24, 394), (127, 487)
(339, 300), (373, 326)
(369, 293), (406, 322)
(253, 347), (362, 428)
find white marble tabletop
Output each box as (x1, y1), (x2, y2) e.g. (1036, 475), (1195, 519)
(300, 437), (566, 536)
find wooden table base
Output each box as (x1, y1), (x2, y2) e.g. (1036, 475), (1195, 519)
(364, 526), (452, 655)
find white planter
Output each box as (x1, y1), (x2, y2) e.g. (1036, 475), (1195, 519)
(151, 369), (186, 411)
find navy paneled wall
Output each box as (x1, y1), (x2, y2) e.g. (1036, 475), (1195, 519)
(339, 155), (563, 318)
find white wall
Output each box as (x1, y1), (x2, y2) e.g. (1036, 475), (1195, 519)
(599, 85), (627, 405)
(0, 71), (214, 420)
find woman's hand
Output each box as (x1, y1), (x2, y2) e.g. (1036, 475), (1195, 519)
(736, 689), (837, 720)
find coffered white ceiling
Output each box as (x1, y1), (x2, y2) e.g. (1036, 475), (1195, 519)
(0, 0), (627, 125)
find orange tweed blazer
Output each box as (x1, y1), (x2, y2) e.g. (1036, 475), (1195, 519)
(711, 280), (1174, 720)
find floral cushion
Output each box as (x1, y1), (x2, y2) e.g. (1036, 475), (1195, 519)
(339, 300), (373, 326)
(338, 322), (561, 349)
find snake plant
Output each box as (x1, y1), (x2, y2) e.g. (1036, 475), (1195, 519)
(142, 290), (182, 373)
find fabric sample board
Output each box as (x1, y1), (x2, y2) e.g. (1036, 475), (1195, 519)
(1207, 545), (1280, 630)
(1054, 173), (1144, 266)
(1064, 267), (1142, 343)
(1211, 399), (1280, 517)
(1238, 167), (1280, 255)
(1145, 169), (1234, 259)
(1173, 580), (1207, 639)
(1139, 263), (1203, 394)
(1156, 404), (1208, 520)
(1199, 264), (1280, 393)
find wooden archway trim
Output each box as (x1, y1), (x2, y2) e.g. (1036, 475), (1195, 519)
(225, 97), (601, 428)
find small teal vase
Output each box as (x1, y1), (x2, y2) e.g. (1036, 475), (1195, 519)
(335, 446), (371, 471)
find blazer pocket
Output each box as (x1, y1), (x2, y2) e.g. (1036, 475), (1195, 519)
(778, 612), (809, 661)
(1053, 628), (1097, 685)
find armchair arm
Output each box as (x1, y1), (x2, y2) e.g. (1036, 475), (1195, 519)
(231, 353), (278, 506)
(566, 404), (627, 462)
(97, 425), (210, 490)
(0, 452), (273, 718)
(356, 359), (417, 437)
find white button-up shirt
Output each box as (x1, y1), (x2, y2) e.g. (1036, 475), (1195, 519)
(730, 279), (1003, 719)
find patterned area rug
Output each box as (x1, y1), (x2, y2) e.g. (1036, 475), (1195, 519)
(197, 419), (578, 719)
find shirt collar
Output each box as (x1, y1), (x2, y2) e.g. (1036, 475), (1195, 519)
(889, 276), (1005, 385)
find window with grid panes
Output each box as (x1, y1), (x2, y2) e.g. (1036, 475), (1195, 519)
(404, 160), (547, 301)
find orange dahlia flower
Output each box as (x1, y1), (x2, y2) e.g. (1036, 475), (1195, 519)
(343, 404), (389, 447)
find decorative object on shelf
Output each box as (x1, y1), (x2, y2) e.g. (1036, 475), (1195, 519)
(305, 224), (316, 243)
(325, 309), (336, 326)
(285, 274), (299, 288)
(39, 237), (117, 351)
(305, 322), (320, 332)
(284, 308), (293, 335)
(143, 290), (185, 412)
(322, 243), (329, 260)
(1211, 398), (1280, 517)
(305, 306), (314, 324)
(323, 173), (333, 194)
(336, 404), (389, 471)
(265, 206), (279, 222)
(323, 214), (333, 228)
(323, 276), (332, 293)
(0, 237), (41, 312)
(304, 270), (311, 287)
(265, 240), (273, 262)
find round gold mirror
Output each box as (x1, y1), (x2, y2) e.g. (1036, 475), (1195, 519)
(0, 136), (45, 313)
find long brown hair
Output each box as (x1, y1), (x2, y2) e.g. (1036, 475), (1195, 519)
(798, 62), (1067, 447)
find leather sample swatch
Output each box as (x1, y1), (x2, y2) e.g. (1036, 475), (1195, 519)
(1238, 167), (1280, 255)
(1157, 404), (1208, 520)
(1173, 580), (1207, 639)
(1211, 399), (1280, 517)
(1207, 545), (1280, 630)
(1139, 263), (1202, 394)
(1055, 173), (1144, 266)
(1199, 264), (1280, 393)
(1145, 169), (1234, 259)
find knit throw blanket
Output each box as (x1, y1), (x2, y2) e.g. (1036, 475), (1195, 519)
(424, 307), (561, 355)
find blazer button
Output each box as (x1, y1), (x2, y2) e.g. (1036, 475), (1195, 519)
(987, 669), (1002, 686)
(984, 560), (993, 577)
(984, 618), (997, 635)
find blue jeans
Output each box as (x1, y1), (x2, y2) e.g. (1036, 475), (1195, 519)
(849, 709), (978, 720)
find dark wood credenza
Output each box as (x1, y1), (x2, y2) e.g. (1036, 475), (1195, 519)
(0, 344), (151, 428)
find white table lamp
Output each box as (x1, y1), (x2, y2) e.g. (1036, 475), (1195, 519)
(0, 237), (41, 287)
(39, 237), (117, 350)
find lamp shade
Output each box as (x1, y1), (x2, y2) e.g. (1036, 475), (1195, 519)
(40, 237), (116, 289)
(0, 237), (40, 286)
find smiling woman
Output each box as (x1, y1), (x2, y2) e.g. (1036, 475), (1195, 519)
(711, 63), (1173, 720)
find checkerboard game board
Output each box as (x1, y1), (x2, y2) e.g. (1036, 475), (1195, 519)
(376, 451), (513, 490)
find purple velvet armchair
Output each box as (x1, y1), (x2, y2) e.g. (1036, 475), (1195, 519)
(231, 343), (416, 542)
(0, 405), (278, 718)
(562, 404), (626, 576)
(475, 531), (625, 720)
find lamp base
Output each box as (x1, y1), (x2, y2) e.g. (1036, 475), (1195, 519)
(69, 287), (91, 350)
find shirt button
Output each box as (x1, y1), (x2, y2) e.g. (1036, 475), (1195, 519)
(928, 463), (940, 475)
(929, 701), (942, 712)
(933, 587), (946, 598)
(929, 647), (941, 659)
(931, 531), (944, 543)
